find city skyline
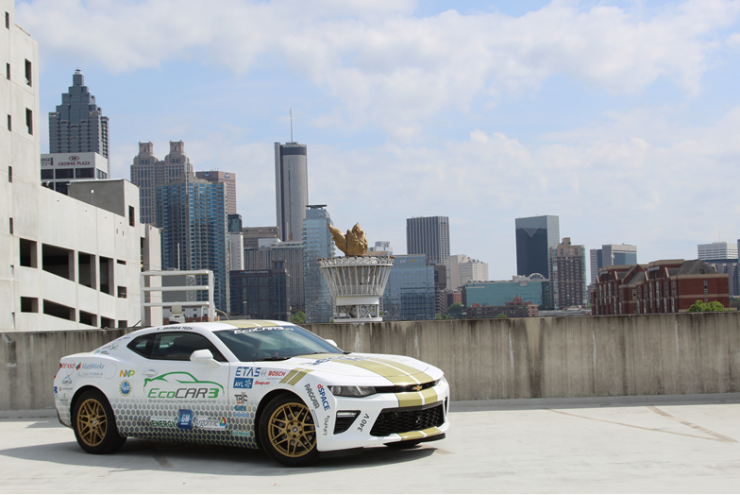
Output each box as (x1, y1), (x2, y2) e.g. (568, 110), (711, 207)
(17, 0), (740, 279)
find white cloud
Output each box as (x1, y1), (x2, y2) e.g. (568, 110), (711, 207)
(17, 0), (740, 138)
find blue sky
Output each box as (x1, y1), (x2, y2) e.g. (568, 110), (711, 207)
(15, 0), (740, 279)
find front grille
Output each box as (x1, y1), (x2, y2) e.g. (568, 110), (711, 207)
(375, 380), (437, 394)
(370, 402), (444, 437)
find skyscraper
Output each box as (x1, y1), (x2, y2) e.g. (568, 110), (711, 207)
(698, 242), (738, 260)
(382, 255), (436, 321)
(157, 173), (230, 312)
(549, 237), (587, 309)
(195, 171), (237, 215)
(406, 216), (450, 265)
(49, 70), (109, 158)
(303, 206), (334, 323)
(515, 215), (560, 277)
(131, 141), (193, 225)
(275, 142), (308, 242)
(590, 244), (638, 284)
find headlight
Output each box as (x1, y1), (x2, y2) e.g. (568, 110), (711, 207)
(328, 385), (376, 397)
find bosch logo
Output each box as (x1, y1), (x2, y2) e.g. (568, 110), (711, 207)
(268, 370), (286, 377)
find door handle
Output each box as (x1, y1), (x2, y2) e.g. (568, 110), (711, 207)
(143, 369), (158, 377)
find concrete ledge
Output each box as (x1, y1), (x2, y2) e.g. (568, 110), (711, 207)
(0, 408), (58, 420)
(452, 392), (740, 412)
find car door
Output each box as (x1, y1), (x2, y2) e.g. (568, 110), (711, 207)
(127, 331), (232, 441)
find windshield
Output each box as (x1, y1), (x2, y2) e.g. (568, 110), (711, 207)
(214, 325), (343, 362)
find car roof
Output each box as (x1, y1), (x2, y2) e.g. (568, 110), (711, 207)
(128, 320), (296, 338)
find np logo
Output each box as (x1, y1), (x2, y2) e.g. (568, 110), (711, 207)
(120, 370), (135, 377)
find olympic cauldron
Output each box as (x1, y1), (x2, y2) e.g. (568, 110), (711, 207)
(318, 223), (394, 323)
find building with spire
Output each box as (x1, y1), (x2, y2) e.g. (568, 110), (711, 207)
(48, 70), (109, 158)
(275, 141), (308, 242)
(130, 141), (193, 225)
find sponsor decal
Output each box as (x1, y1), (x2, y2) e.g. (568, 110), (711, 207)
(267, 370), (286, 377)
(59, 363), (75, 370)
(317, 384), (331, 411)
(194, 416), (227, 430)
(53, 386), (58, 394)
(120, 370), (135, 377)
(357, 413), (370, 433)
(61, 373), (73, 385)
(234, 393), (252, 417)
(232, 431), (251, 437)
(253, 380), (270, 386)
(144, 372), (224, 399)
(234, 326), (293, 334)
(177, 409), (194, 430)
(323, 415), (330, 436)
(310, 355), (369, 366)
(77, 362), (108, 379)
(150, 417), (177, 428)
(233, 378), (253, 389)
(305, 383), (320, 409)
(234, 392), (249, 403)
(119, 380), (132, 396)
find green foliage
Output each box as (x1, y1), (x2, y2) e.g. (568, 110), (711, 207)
(496, 313), (507, 318)
(291, 311), (306, 324)
(687, 300), (725, 312)
(447, 303), (463, 315)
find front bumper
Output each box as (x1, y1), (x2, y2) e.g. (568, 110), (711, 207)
(314, 378), (450, 452)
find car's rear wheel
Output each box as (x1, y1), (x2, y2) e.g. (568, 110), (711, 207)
(72, 390), (126, 454)
(258, 393), (319, 467)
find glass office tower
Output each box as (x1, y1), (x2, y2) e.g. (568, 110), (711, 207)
(157, 173), (230, 312)
(303, 206), (334, 323)
(515, 215), (560, 277)
(382, 255), (435, 321)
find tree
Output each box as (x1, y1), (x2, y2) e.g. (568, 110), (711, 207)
(496, 313), (507, 318)
(447, 303), (463, 318)
(687, 300), (725, 312)
(291, 311), (306, 324)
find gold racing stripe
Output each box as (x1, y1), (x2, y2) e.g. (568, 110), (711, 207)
(395, 392), (424, 408)
(293, 354), (432, 386)
(286, 368), (312, 385)
(420, 387), (438, 405)
(280, 368), (301, 384)
(246, 320), (281, 327)
(398, 427), (443, 441)
(228, 320), (260, 328)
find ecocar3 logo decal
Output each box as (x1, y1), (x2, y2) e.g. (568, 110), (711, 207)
(143, 372), (224, 399)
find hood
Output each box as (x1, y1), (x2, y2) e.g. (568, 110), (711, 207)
(281, 352), (438, 385)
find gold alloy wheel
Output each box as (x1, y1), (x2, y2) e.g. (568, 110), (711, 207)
(267, 402), (316, 458)
(76, 398), (108, 447)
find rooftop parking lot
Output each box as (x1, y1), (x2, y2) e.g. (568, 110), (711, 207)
(1, 394), (739, 493)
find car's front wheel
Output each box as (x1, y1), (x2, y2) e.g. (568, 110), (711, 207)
(72, 389), (126, 454)
(258, 393), (319, 466)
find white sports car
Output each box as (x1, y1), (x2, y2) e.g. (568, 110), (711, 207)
(53, 320), (450, 466)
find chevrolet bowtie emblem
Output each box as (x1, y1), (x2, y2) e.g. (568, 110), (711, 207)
(411, 385), (422, 391)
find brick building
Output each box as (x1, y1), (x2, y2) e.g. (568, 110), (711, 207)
(549, 237), (587, 309)
(467, 296), (538, 319)
(591, 259), (729, 315)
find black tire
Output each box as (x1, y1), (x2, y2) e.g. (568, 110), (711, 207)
(72, 389), (126, 454)
(258, 392), (319, 467)
(386, 439), (422, 449)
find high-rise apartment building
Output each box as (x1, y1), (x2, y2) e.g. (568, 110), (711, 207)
(48, 70), (109, 159)
(406, 216), (450, 265)
(156, 173), (230, 312)
(459, 259), (489, 286)
(230, 268), (289, 321)
(698, 242), (738, 260)
(195, 171), (237, 215)
(589, 244), (638, 283)
(515, 215), (559, 277)
(131, 141), (193, 225)
(275, 142), (308, 242)
(549, 237), (587, 309)
(303, 206), (334, 323)
(382, 255), (436, 321)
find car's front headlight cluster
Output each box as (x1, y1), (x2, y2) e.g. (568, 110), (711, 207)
(328, 385), (376, 397)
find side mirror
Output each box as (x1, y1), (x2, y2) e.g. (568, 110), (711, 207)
(190, 349), (221, 369)
(325, 339), (338, 347)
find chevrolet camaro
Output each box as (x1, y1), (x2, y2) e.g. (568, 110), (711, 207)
(53, 320), (450, 466)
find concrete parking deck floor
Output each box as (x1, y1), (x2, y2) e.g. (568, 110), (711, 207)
(1, 394), (740, 494)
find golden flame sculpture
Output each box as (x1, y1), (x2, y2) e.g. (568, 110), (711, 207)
(329, 223), (368, 256)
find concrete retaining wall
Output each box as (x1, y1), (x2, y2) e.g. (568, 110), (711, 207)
(2, 313), (739, 410)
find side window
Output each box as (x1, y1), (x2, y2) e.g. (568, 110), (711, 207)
(128, 334), (154, 358)
(151, 332), (226, 362)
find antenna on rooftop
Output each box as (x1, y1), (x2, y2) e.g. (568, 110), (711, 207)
(290, 108), (293, 143)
